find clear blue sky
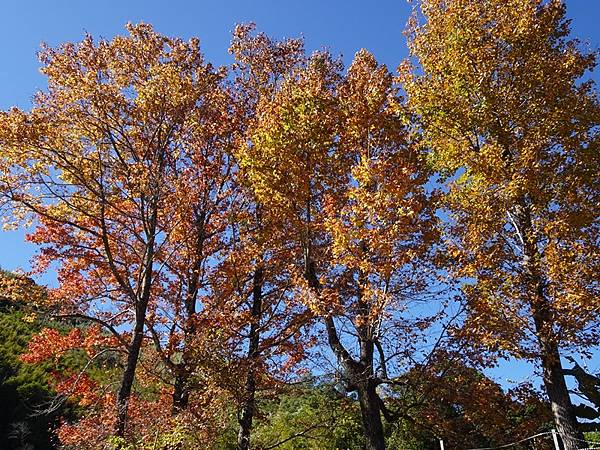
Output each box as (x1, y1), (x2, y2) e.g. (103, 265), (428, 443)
(0, 0), (598, 388)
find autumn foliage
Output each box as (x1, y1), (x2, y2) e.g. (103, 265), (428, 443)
(401, 0), (600, 448)
(0, 1), (598, 448)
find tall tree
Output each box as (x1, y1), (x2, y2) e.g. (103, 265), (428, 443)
(142, 80), (235, 414)
(402, 1), (600, 447)
(228, 24), (313, 450)
(0, 23), (226, 438)
(239, 43), (438, 449)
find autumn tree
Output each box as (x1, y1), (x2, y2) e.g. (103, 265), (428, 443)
(238, 35), (438, 448)
(320, 51), (437, 450)
(389, 351), (553, 449)
(402, 0), (600, 447)
(228, 24), (315, 450)
(0, 23), (228, 439)
(140, 70), (235, 415)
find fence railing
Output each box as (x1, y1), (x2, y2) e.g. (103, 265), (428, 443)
(437, 430), (600, 450)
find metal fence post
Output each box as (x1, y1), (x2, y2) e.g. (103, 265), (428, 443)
(551, 429), (561, 450)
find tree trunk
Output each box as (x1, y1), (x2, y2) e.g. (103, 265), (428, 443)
(172, 369), (190, 412)
(510, 199), (584, 450)
(306, 252), (387, 450)
(112, 167), (159, 438)
(114, 231), (155, 437)
(540, 341), (584, 450)
(237, 266), (263, 450)
(357, 381), (386, 450)
(237, 371), (256, 450)
(115, 314), (146, 437)
(325, 315), (387, 450)
(531, 299), (583, 450)
(172, 302), (195, 413)
(172, 209), (207, 414)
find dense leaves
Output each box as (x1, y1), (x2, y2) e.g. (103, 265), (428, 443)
(402, 1), (599, 448)
(0, 271), (86, 449)
(0, 1), (598, 447)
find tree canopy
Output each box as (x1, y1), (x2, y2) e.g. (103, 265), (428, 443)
(0, 1), (598, 448)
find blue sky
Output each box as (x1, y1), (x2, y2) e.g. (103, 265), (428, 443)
(0, 0), (598, 389)
(0, 0), (597, 112)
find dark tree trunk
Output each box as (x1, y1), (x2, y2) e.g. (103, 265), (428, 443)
(172, 369), (190, 412)
(110, 158), (160, 439)
(355, 263), (385, 450)
(172, 210), (206, 414)
(310, 265), (387, 450)
(358, 381), (386, 450)
(114, 212), (156, 437)
(538, 335), (584, 450)
(531, 285), (583, 449)
(237, 371), (256, 450)
(115, 310), (147, 437)
(172, 302), (195, 413)
(237, 266), (263, 450)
